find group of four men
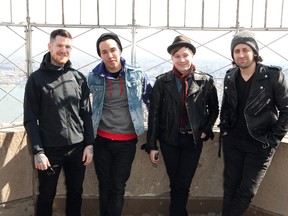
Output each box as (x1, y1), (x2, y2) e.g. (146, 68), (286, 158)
(23, 28), (288, 216)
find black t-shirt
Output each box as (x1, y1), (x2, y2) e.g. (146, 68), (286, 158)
(229, 72), (254, 137)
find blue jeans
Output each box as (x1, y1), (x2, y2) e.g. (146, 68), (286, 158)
(36, 143), (86, 216)
(160, 133), (203, 216)
(222, 135), (275, 216)
(93, 136), (137, 216)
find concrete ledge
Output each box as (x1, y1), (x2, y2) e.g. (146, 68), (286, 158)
(1, 127), (287, 215)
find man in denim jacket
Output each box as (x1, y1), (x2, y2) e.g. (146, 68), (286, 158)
(87, 33), (151, 216)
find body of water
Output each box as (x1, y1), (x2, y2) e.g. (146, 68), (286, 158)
(0, 85), (25, 125)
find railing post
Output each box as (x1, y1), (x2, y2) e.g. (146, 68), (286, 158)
(25, 0), (33, 77)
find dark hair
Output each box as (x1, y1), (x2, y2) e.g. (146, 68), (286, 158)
(50, 29), (72, 42)
(170, 46), (193, 56)
(232, 55), (263, 66)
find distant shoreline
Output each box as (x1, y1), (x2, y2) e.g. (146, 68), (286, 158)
(0, 84), (17, 87)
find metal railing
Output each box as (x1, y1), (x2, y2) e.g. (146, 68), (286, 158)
(0, 0), (288, 126)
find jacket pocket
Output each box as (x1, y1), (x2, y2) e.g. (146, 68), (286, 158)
(90, 85), (104, 101)
(42, 85), (55, 107)
(252, 126), (268, 135)
(246, 93), (272, 117)
(127, 79), (142, 99)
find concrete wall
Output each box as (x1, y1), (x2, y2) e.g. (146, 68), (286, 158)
(0, 126), (287, 215)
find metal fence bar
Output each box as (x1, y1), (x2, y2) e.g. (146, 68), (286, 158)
(0, 0), (288, 126)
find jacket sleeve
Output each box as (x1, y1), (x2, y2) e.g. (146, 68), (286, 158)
(218, 74), (234, 133)
(268, 69), (288, 148)
(203, 77), (219, 133)
(142, 71), (152, 109)
(146, 78), (161, 152)
(79, 73), (95, 145)
(23, 75), (44, 155)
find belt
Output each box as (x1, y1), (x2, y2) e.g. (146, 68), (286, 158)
(179, 128), (193, 135)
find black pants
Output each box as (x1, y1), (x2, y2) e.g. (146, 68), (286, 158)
(222, 135), (275, 216)
(36, 143), (86, 216)
(93, 136), (137, 216)
(160, 133), (203, 216)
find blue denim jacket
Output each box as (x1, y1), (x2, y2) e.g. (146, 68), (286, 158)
(87, 58), (151, 138)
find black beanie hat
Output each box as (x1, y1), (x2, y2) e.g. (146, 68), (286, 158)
(167, 35), (196, 55)
(96, 33), (122, 56)
(231, 30), (259, 59)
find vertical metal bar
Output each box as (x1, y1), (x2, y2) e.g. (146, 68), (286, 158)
(251, 0), (254, 27)
(45, 0), (47, 23)
(97, 0), (100, 25)
(236, 0), (240, 31)
(80, 0), (82, 24)
(184, 0), (187, 27)
(10, 0), (12, 22)
(62, 0), (65, 25)
(280, 0), (284, 27)
(218, 0), (221, 27)
(149, 0), (152, 26)
(115, 0), (117, 25)
(264, 0), (268, 28)
(25, 0), (33, 77)
(201, 0), (204, 29)
(167, 0), (170, 27)
(131, 0), (136, 66)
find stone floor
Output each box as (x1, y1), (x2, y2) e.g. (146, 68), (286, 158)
(0, 198), (278, 216)
(0, 199), (34, 216)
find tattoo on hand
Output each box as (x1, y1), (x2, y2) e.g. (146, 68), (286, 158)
(35, 153), (46, 164)
(86, 146), (93, 155)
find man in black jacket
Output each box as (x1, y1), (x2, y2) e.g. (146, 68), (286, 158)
(219, 30), (288, 216)
(24, 29), (94, 216)
(145, 35), (219, 216)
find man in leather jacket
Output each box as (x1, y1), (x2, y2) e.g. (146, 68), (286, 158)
(145, 35), (219, 216)
(219, 30), (288, 216)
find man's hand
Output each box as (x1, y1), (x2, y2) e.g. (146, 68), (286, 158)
(149, 150), (159, 164)
(34, 153), (50, 170)
(82, 145), (93, 166)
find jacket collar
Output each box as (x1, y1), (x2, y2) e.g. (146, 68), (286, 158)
(92, 57), (126, 79)
(227, 63), (268, 81)
(164, 70), (203, 103)
(255, 63), (270, 80)
(40, 52), (72, 72)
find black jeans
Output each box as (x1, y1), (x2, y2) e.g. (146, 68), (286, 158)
(160, 133), (203, 216)
(93, 136), (137, 216)
(36, 143), (86, 216)
(222, 134), (275, 216)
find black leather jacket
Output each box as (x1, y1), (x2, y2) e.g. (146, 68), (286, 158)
(146, 70), (219, 151)
(219, 63), (288, 148)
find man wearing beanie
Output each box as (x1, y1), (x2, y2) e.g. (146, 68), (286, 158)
(145, 35), (219, 216)
(87, 32), (152, 216)
(219, 30), (288, 216)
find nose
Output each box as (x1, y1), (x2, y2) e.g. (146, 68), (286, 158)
(239, 50), (245, 56)
(107, 51), (113, 57)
